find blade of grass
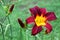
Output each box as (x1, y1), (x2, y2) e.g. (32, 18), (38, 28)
(7, 16), (13, 40)
(0, 23), (5, 40)
(20, 28), (24, 40)
(51, 29), (54, 40)
(20, 29), (23, 40)
(0, 16), (7, 40)
(25, 30), (29, 40)
(35, 35), (40, 40)
(35, 36), (37, 40)
(4, 24), (10, 35)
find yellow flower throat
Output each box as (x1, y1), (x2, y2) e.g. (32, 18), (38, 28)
(35, 14), (46, 26)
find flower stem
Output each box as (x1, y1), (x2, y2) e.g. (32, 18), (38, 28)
(25, 30), (29, 40)
(20, 28), (23, 40)
(7, 16), (13, 40)
(41, 34), (43, 40)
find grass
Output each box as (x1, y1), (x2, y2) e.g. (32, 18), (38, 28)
(0, 0), (60, 40)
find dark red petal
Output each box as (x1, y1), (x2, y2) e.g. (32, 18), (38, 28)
(26, 16), (34, 24)
(35, 6), (46, 15)
(32, 24), (42, 36)
(18, 18), (25, 28)
(40, 8), (46, 15)
(34, 6), (41, 15)
(29, 6), (46, 16)
(45, 12), (57, 21)
(29, 6), (38, 16)
(45, 23), (52, 34)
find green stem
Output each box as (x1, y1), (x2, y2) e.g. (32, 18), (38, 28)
(7, 16), (13, 40)
(20, 28), (23, 40)
(0, 23), (5, 40)
(41, 34), (43, 40)
(25, 30), (28, 40)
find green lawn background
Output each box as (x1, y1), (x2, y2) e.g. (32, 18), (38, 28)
(0, 0), (60, 40)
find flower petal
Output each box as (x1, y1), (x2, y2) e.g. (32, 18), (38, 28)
(45, 12), (57, 21)
(45, 23), (52, 34)
(32, 24), (42, 36)
(34, 6), (41, 15)
(29, 6), (38, 16)
(35, 6), (46, 15)
(40, 8), (46, 15)
(26, 16), (34, 24)
(18, 18), (25, 28)
(30, 6), (46, 16)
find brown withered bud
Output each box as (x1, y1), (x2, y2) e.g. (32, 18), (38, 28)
(9, 4), (14, 13)
(18, 18), (25, 28)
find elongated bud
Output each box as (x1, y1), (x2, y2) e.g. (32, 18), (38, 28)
(6, 4), (14, 16)
(9, 4), (14, 13)
(18, 18), (25, 28)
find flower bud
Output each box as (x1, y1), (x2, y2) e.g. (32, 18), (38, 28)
(18, 18), (25, 28)
(9, 4), (14, 13)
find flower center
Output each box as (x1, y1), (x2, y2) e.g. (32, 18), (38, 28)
(35, 14), (46, 26)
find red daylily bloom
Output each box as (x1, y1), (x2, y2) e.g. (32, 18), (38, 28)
(26, 6), (57, 36)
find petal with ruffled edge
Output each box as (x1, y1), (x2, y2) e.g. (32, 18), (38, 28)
(29, 6), (46, 16)
(18, 18), (25, 28)
(29, 6), (38, 16)
(26, 16), (34, 24)
(35, 6), (46, 15)
(40, 8), (46, 14)
(45, 23), (52, 34)
(32, 24), (42, 36)
(45, 12), (57, 21)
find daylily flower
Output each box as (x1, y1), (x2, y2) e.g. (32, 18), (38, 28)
(26, 6), (57, 36)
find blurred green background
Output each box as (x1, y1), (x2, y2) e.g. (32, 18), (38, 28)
(0, 0), (60, 40)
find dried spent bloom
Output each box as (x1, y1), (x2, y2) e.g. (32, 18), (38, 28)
(9, 4), (14, 13)
(18, 18), (25, 28)
(26, 6), (57, 36)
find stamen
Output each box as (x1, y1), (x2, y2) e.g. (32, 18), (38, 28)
(35, 14), (46, 26)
